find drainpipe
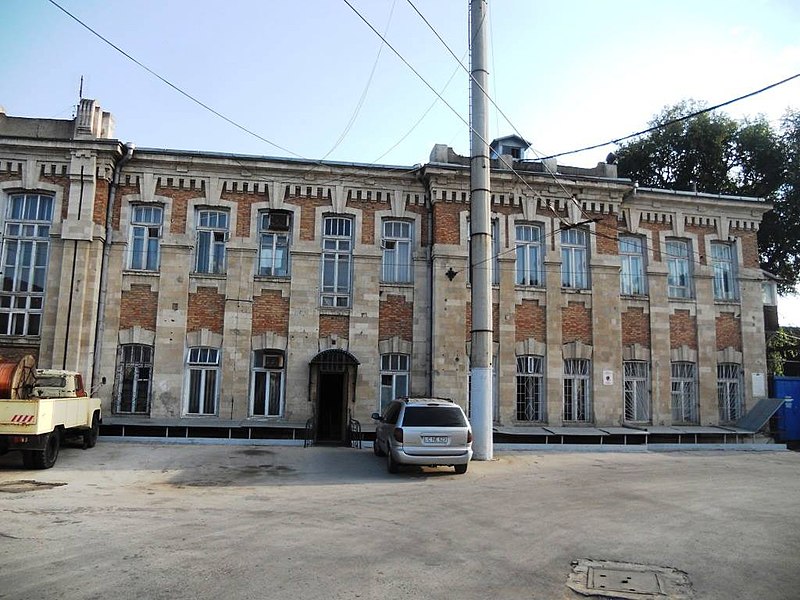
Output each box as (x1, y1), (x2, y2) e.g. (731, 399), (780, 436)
(91, 143), (135, 393)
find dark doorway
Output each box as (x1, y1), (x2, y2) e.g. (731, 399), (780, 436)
(317, 373), (345, 443)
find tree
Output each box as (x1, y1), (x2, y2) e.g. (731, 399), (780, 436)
(617, 102), (800, 292)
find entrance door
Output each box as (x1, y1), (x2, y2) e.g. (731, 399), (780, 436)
(317, 373), (345, 442)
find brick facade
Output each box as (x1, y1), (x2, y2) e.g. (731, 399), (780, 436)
(252, 290), (289, 337)
(670, 309), (698, 349)
(515, 299), (546, 342)
(562, 301), (592, 345)
(379, 295), (413, 341)
(120, 284), (158, 331)
(621, 307), (650, 347)
(187, 287), (225, 334)
(716, 312), (742, 351)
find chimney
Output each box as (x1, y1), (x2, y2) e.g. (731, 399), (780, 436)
(74, 99), (115, 139)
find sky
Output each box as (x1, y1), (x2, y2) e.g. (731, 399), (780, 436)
(1, 0), (799, 322)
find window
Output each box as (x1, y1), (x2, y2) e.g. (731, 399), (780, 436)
(711, 242), (737, 300)
(186, 347), (219, 415)
(380, 354), (409, 411)
(666, 240), (692, 298)
(619, 235), (646, 295)
(563, 358), (591, 422)
(0, 193), (52, 336)
(516, 355), (545, 421)
(258, 211), (291, 276)
(195, 210), (228, 274)
(561, 229), (588, 289)
(321, 216), (353, 307)
(129, 206), (162, 271)
(251, 350), (284, 417)
(381, 220), (412, 283)
(623, 361), (650, 422)
(515, 224), (543, 286)
(671, 362), (697, 423)
(762, 280), (777, 305)
(718, 363), (742, 422)
(115, 344), (153, 414)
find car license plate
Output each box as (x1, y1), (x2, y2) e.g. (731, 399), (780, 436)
(422, 435), (448, 444)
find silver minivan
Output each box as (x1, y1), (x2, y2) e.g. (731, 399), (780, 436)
(372, 398), (473, 474)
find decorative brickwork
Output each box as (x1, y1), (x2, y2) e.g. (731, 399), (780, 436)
(379, 294), (413, 341)
(298, 197), (332, 242)
(562, 301), (592, 345)
(220, 191), (267, 238)
(433, 203), (462, 244)
(622, 307), (650, 346)
(252, 290), (289, 337)
(639, 222), (672, 262)
(685, 224), (714, 265)
(319, 314), (350, 339)
(120, 284), (158, 331)
(716, 312), (742, 351)
(595, 214), (619, 255)
(736, 231), (760, 269)
(669, 309), (697, 349)
(515, 299), (546, 342)
(112, 184), (138, 230)
(164, 189), (196, 235)
(187, 286), (225, 334)
(93, 179), (110, 226)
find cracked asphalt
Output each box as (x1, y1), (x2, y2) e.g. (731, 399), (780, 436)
(1, 440), (799, 599)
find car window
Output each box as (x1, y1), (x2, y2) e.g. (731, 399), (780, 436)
(401, 406), (467, 427)
(384, 403), (401, 425)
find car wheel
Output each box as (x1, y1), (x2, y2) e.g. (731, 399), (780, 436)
(29, 430), (60, 469)
(454, 463), (468, 475)
(84, 412), (100, 449)
(387, 450), (399, 474)
(373, 437), (386, 457)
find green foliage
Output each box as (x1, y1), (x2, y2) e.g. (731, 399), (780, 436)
(767, 328), (800, 375)
(617, 103), (800, 292)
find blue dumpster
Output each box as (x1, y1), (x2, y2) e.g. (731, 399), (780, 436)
(773, 376), (800, 443)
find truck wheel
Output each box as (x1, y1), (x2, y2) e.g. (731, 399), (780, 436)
(29, 430), (60, 469)
(83, 412), (100, 449)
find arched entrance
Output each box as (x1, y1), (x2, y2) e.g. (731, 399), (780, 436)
(309, 349), (359, 444)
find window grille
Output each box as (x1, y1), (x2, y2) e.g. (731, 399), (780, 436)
(115, 344), (153, 414)
(516, 355), (545, 421)
(717, 363), (742, 422)
(671, 361), (697, 423)
(623, 361), (650, 422)
(563, 358), (591, 421)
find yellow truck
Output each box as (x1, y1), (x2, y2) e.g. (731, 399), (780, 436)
(0, 356), (101, 469)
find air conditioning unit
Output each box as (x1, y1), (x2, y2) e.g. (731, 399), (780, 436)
(269, 212), (291, 231)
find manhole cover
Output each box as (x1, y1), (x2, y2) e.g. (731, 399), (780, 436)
(567, 559), (694, 599)
(0, 480), (67, 493)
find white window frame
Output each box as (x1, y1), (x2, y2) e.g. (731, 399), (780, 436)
(563, 358), (591, 422)
(185, 347), (220, 416)
(0, 193), (52, 336)
(561, 229), (589, 289)
(666, 239), (692, 298)
(129, 205), (162, 271)
(115, 344), (153, 414)
(251, 350), (284, 417)
(515, 224), (543, 286)
(516, 355), (545, 421)
(381, 220), (413, 283)
(258, 212), (291, 277)
(321, 216), (353, 307)
(380, 353), (409, 411)
(195, 210), (228, 274)
(619, 235), (646, 295)
(711, 242), (738, 301)
(671, 361), (698, 423)
(717, 363), (742, 422)
(623, 361), (650, 422)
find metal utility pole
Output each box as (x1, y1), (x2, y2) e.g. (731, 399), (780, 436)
(469, 0), (493, 460)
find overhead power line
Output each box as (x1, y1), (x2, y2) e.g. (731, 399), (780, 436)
(538, 72), (800, 160)
(47, 0), (301, 158)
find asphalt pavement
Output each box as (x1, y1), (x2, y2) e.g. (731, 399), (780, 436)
(1, 440), (798, 599)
